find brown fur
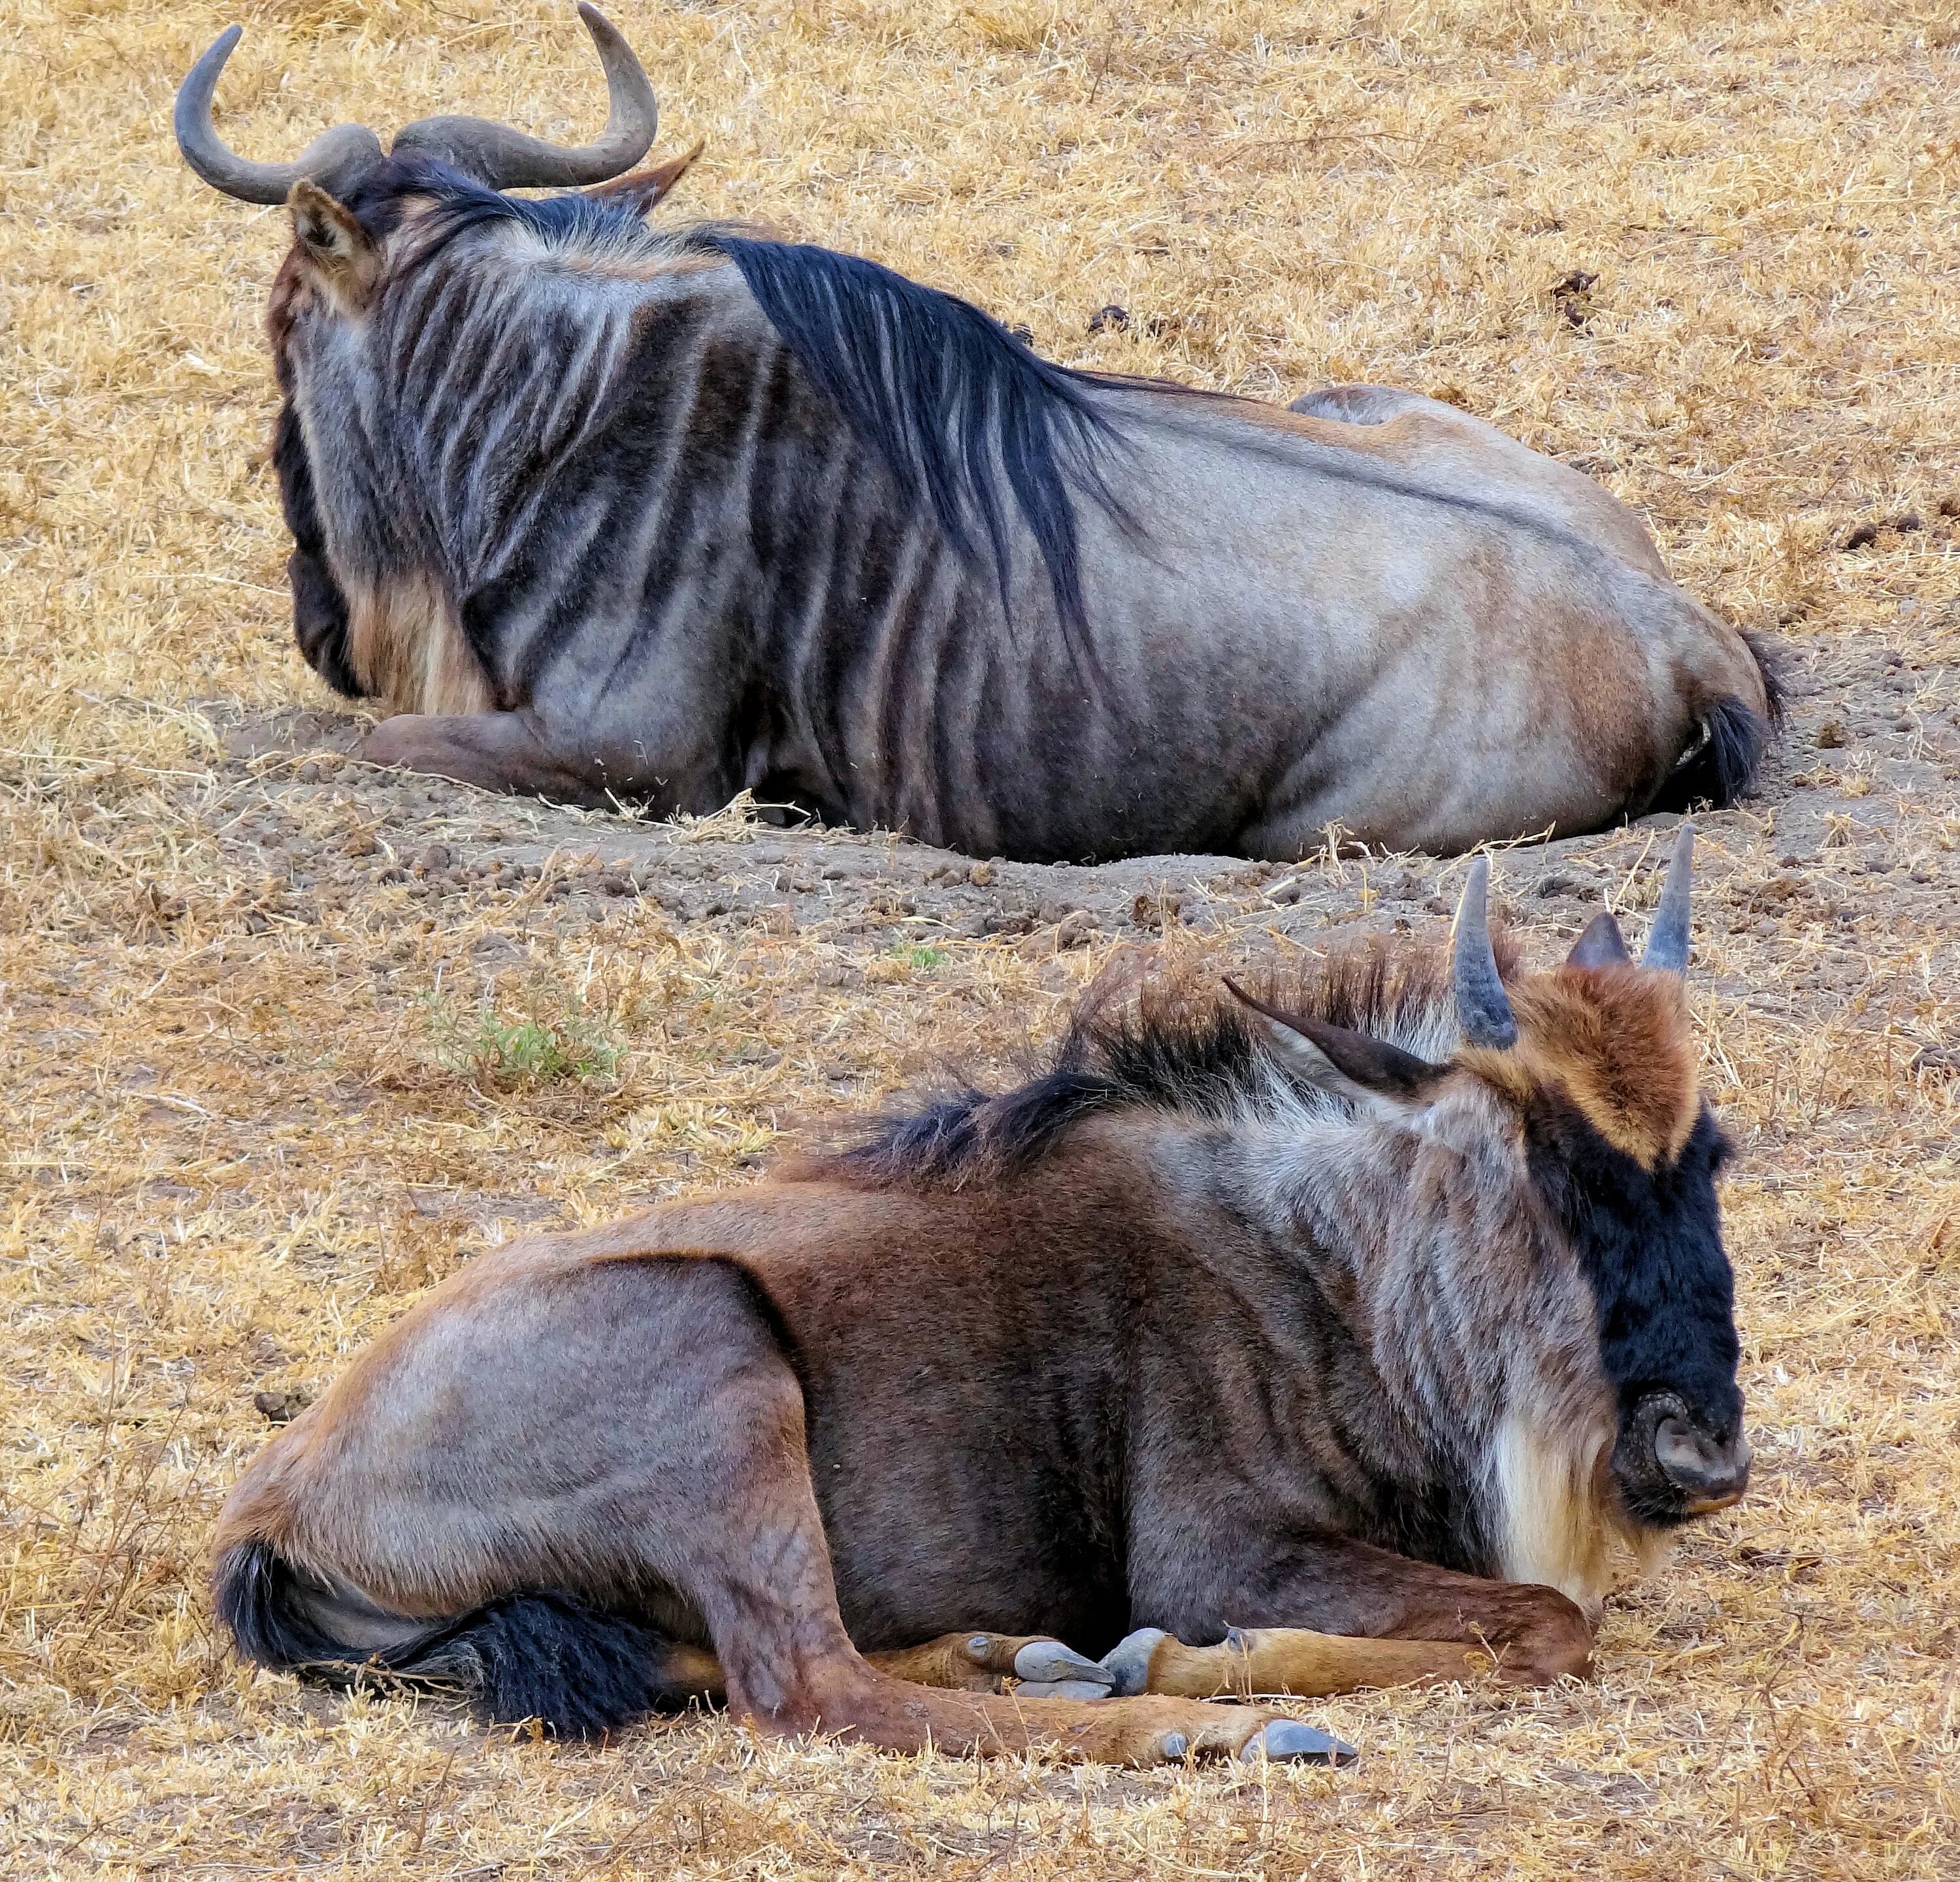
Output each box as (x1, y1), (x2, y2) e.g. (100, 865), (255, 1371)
(211, 912), (1740, 1762)
(583, 139), (706, 216)
(1465, 967), (1698, 1168)
(286, 180), (382, 316)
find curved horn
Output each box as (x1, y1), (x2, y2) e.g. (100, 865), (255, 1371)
(1452, 857), (1518, 1049)
(175, 26), (384, 204)
(1641, 824), (1695, 975)
(389, 3), (656, 188)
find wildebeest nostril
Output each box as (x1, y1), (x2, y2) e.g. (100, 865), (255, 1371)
(1654, 1415), (1751, 1504)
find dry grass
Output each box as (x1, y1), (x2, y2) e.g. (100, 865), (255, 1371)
(4, 0), (1960, 1875)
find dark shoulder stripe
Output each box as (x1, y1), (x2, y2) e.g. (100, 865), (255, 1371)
(703, 234), (1130, 649)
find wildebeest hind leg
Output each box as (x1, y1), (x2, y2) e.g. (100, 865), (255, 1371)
(864, 1632), (1114, 1697)
(684, 1442), (1314, 1764)
(575, 1290), (1318, 1761)
(538, 1630), (1111, 1702)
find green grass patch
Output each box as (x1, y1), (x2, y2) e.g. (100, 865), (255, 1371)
(423, 996), (625, 1089)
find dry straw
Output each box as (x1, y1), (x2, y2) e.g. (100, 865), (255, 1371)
(3, 0), (1958, 1875)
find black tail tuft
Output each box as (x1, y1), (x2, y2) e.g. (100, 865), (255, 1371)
(420, 1592), (689, 1736)
(214, 1541), (698, 1737)
(215, 1538), (368, 1683)
(1651, 695), (1772, 813)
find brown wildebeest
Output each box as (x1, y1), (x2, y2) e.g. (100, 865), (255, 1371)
(215, 831), (1750, 1766)
(174, 10), (1776, 864)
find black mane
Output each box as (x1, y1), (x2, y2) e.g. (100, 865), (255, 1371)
(350, 161), (1132, 649)
(704, 235), (1131, 649)
(823, 932), (1509, 1191)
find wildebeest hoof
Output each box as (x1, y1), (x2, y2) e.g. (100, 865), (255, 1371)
(1016, 1678), (1120, 1701)
(1011, 1640), (1113, 1689)
(1239, 1719), (1358, 1766)
(1100, 1627), (1168, 1696)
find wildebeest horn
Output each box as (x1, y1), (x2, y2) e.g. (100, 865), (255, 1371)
(1565, 910), (1632, 969)
(391, 5), (657, 188)
(1452, 857), (1518, 1049)
(175, 25), (385, 204)
(176, 7), (655, 206)
(1641, 824), (1695, 975)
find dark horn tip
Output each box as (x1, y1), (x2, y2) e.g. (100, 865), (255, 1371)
(176, 25), (243, 105)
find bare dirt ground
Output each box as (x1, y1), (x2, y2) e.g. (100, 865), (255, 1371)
(4, 1), (1959, 1877)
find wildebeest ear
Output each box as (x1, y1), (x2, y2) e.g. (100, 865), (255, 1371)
(286, 180), (380, 310)
(1224, 979), (1444, 1111)
(1565, 911), (1632, 968)
(584, 138), (705, 217)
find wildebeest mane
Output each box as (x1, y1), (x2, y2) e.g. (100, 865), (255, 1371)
(348, 157), (644, 251)
(344, 163), (1131, 651)
(823, 928), (1522, 1191)
(702, 235), (1131, 648)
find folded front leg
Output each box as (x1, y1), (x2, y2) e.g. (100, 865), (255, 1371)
(360, 708), (697, 813)
(1103, 1625), (1497, 1699)
(1109, 1536), (1596, 1700)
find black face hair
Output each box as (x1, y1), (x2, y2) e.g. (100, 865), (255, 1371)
(1524, 1098), (1742, 1442)
(270, 400), (360, 698)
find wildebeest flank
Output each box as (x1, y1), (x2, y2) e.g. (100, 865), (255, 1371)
(211, 833), (1750, 1766)
(176, 8), (1777, 863)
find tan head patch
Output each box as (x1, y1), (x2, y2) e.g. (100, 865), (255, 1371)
(1463, 965), (1698, 1167)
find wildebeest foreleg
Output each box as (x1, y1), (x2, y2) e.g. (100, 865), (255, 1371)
(1103, 1626), (1508, 1699)
(360, 709), (645, 810)
(1113, 1536), (1595, 1698)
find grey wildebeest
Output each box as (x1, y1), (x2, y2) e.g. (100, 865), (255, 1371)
(176, 8), (1777, 864)
(214, 832), (1751, 1765)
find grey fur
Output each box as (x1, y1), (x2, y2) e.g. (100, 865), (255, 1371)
(272, 182), (1772, 860)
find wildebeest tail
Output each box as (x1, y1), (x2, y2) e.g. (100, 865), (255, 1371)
(1650, 696), (1769, 813)
(1651, 628), (1783, 814)
(214, 1540), (700, 1736)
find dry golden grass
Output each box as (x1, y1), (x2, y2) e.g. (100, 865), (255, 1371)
(4, 0), (1959, 1875)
